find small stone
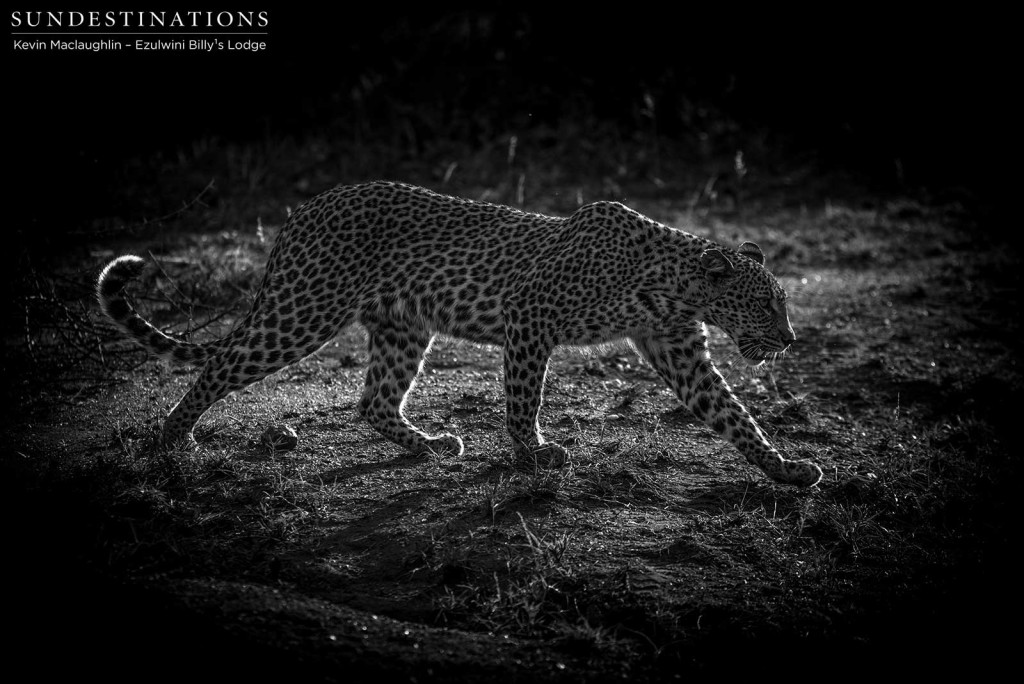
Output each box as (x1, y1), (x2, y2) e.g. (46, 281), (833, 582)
(260, 424), (298, 452)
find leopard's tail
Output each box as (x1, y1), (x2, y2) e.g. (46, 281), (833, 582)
(97, 255), (219, 365)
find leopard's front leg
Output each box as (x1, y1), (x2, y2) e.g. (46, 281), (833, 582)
(502, 306), (567, 466)
(632, 327), (822, 487)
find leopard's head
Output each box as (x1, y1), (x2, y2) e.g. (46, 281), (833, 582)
(700, 242), (796, 365)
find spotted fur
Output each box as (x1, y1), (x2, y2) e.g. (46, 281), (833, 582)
(97, 181), (822, 487)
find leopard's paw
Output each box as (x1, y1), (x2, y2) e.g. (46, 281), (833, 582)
(420, 433), (465, 458)
(778, 459), (823, 488)
(516, 441), (570, 469)
(160, 428), (198, 451)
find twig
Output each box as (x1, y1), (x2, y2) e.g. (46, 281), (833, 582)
(141, 178), (217, 227)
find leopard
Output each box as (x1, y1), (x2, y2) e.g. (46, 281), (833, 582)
(97, 181), (823, 487)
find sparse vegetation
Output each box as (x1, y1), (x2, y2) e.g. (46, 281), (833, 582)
(4, 118), (1019, 682)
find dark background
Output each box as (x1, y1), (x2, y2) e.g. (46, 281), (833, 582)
(4, 8), (1017, 680)
(7, 5), (1012, 241)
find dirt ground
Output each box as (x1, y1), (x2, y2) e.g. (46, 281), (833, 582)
(4, 173), (1020, 681)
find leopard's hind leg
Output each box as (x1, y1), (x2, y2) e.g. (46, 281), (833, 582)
(162, 312), (350, 446)
(356, 321), (464, 457)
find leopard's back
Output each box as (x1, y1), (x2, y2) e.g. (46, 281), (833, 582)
(266, 181), (565, 342)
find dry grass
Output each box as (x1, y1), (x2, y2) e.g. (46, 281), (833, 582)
(3, 132), (1018, 681)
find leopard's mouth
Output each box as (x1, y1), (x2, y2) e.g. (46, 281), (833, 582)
(737, 337), (789, 364)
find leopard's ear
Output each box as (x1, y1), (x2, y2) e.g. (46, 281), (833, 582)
(738, 241), (765, 265)
(700, 249), (735, 277)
